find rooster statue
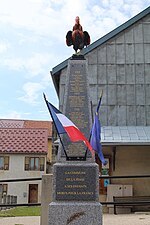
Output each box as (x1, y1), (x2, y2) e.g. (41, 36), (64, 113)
(66, 16), (90, 53)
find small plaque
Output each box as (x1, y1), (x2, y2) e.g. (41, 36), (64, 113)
(55, 165), (97, 201)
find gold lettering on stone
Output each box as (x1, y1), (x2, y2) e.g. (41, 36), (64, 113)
(65, 171), (86, 175)
(65, 178), (85, 182)
(56, 191), (93, 195)
(70, 82), (84, 93)
(74, 70), (81, 74)
(68, 96), (85, 107)
(66, 143), (85, 156)
(69, 112), (88, 129)
(64, 185), (87, 188)
(56, 166), (96, 201)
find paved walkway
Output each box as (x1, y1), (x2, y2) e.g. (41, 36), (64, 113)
(0, 213), (149, 225)
(0, 216), (40, 225)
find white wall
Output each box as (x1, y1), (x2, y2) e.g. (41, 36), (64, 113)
(0, 154), (46, 204)
(103, 145), (150, 196)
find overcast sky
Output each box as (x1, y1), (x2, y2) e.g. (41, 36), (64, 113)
(0, 0), (149, 121)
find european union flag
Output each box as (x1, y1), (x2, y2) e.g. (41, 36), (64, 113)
(90, 92), (107, 165)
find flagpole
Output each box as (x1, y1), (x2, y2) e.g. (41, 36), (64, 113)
(90, 90), (107, 165)
(84, 100), (94, 159)
(85, 90), (103, 160)
(43, 93), (69, 160)
(97, 90), (103, 113)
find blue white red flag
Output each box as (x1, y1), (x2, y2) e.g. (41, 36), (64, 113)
(44, 95), (94, 156)
(90, 92), (107, 165)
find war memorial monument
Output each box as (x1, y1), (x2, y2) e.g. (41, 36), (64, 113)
(48, 17), (102, 225)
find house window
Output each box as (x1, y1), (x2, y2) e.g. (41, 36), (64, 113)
(25, 157), (45, 171)
(0, 156), (9, 170)
(0, 184), (8, 196)
(40, 157), (45, 171)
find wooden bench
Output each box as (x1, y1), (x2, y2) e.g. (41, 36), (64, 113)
(113, 196), (150, 214)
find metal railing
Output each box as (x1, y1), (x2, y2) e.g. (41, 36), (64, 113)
(0, 177), (42, 208)
(0, 175), (150, 209)
(99, 174), (150, 210)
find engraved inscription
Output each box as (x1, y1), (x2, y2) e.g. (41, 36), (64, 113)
(60, 61), (92, 157)
(69, 112), (88, 129)
(68, 96), (85, 107)
(55, 165), (96, 201)
(66, 142), (86, 156)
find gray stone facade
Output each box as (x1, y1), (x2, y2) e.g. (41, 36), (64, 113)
(59, 13), (150, 126)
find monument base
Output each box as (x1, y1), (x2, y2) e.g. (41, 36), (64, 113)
(49, 202), (102, 225)
(48, 162), (102, 225)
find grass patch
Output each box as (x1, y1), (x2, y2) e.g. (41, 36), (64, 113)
(0, 206), (41, 217)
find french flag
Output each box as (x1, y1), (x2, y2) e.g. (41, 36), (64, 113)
(44, 95), (93, 156)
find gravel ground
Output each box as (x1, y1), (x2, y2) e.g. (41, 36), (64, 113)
(0, 213), (149, 225)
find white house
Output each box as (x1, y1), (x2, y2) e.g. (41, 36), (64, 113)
(0, 125), (48, 204)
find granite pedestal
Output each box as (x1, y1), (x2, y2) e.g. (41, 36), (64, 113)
(49, 202), (102, 225)
(49, 162), (102, 225)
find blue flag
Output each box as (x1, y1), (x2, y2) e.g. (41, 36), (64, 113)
(90, 94), (107, 165)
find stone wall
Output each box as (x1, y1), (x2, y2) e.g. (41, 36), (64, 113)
(59, 14), (150, 126)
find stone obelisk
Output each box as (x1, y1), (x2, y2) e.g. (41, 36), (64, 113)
(58, 55), (92, 160)
(49, 55), (102, 225)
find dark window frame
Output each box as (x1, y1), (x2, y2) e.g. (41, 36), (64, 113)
(0, 156), (9, 170)
(25, 157), (45, 171)
(0, 184), (8, 196)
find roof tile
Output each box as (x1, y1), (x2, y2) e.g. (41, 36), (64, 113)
(0, 128), (48, 154)
(0, 119), (52, 137)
